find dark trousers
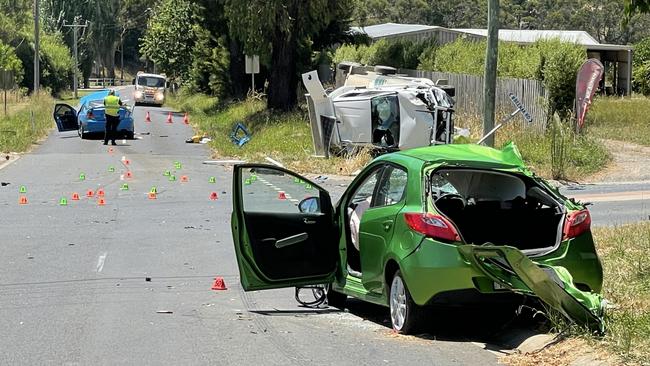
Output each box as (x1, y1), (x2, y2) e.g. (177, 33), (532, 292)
(104, 115), (120, 143)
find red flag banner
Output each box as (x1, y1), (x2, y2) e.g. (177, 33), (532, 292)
(575, 59), (604, 130)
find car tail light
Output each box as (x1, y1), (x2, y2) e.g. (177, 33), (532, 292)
(86, 111), (94, 120)
(563, 209), (591, 239)
(404, 212), (461, 242)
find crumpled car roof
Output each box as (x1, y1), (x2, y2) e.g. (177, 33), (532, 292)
(392, 142), (526, 168)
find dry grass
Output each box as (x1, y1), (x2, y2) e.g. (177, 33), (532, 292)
(503, 222), (650, 365)
(0, 93), (55, 153)
(167, 94), (371, 175)
(594, 222), (650, 364)
(502, 337), (620, 366)
(454, 112), (610, 180)
(586, 96), (650, 147)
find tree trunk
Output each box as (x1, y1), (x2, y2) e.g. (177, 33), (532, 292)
(106, 43), (117, 79)
(228, 38), (247, 100)
(266, 1), (301, 111)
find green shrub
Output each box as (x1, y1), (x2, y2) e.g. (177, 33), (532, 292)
(369, 39), (405, 68)
(333, 38), (435, 69)
(536, 40), (585, 119)
(428, 38), (585, 121)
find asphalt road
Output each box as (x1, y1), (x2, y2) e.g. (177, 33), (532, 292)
(560, 182), (650, 226)
(0, 90), (501, 365)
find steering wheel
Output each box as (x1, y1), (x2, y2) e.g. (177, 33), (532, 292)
(435, 193), (467, 208)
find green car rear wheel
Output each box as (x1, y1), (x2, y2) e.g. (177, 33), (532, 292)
(390, 271), (423, 334)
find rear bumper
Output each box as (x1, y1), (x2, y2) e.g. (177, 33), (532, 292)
(82, 120), (134, 134)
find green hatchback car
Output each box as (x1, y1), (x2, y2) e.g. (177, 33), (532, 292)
(231, 143), (605, 334)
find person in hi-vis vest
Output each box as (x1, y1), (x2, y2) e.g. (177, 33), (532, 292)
(103, 89), (123, 145)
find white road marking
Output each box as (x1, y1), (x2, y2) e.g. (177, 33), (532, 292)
(96, 252), (108, 272)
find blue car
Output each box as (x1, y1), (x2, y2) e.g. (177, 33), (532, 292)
(53, 90), (135, 139)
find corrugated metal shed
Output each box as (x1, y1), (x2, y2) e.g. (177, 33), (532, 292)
(453, 28), (601, 46)
(350, 23), (440, 39)
(350, 23), (633, 95)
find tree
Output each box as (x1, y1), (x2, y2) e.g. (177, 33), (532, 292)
(140, 0), (198, 84)
(225, 0), (353, 111)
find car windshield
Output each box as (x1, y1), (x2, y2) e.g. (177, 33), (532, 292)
(138, 76), (165, 88)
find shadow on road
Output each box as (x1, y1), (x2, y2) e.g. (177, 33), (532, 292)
(342, 296), (546, 345)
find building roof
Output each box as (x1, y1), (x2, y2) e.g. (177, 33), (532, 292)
(454, 28), (601, 45)
(350, 23), (439, 39)
(351, 23), (632, 52)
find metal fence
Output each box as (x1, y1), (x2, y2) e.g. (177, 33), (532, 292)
(400, 69), (549, 130)
(86, 78), (130, 89)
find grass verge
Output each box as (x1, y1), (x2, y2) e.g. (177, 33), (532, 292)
(586, 96), (650, 146)
(595, 222), (650, 363)
(0, 93), (55, 153)
(167, 93), (371, 175)
(503, 222), (650, 365)
(455, 112), (611, 181)
(168, 92), (609, 179)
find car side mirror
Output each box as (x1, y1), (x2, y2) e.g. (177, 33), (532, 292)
(298, 196), (320, 214)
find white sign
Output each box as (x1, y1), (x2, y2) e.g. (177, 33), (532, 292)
(508, 93), (533, 123)
(245, 55), (259, 74)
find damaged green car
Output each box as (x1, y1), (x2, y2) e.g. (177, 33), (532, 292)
(230, 143), (605, 334)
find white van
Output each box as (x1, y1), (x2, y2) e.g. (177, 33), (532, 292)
(132, 72), (167, 106)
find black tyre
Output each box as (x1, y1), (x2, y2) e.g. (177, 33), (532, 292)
(326, 284), (347, 310)
(389, 270), (423, 334)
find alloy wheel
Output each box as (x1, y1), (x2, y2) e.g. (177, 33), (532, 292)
(390, 275), (407, 331)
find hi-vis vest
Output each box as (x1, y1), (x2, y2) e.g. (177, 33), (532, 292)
(104, 95), (121, 117)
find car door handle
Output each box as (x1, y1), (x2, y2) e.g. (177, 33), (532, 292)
(303, 218), (317, 224)
(275, 232), (309, 249)
(382, 220), (394, 231)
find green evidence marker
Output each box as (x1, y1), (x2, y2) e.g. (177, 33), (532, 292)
(150, 186), (157, 194)
(19, 185), (26, 193)
(244, 178), (251, 185)
(164, 170), (171, 176)
(120, 183), (129, 191)
(79, 173), (86, 181)
(59, 197), (68, 206)
(209, 176), (216, 183)
(108, 166), (115, 172)
(169, 175), (176, 182)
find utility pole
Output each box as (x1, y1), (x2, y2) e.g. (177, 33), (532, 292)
(33, 0), (39, 93)
(63, 18), (88, 99)
(482, 0), (499, 147)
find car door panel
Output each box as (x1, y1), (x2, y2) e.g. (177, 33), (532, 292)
(359, 165), (409, 292)
(53, 103), (78, 132)
(232, 164), (338, 291)
(242, 211), (336, 281)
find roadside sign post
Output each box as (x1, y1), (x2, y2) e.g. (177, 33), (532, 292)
(1, 69), (14, 116)
(478, 92), (533, 145)
(245, 55), (259, 93)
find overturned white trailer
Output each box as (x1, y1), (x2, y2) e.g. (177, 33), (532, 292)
(303, 64), (456, 156)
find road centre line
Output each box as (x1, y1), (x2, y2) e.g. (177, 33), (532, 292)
(96, 252), (108, 273)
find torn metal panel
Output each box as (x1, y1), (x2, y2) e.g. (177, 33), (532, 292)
(459, 245), (604, 333)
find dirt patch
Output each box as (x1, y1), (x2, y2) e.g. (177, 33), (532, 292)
(501, 338), (620, 366)
(587, 139), (650, 183)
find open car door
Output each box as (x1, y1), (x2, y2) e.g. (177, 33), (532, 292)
(53, 103), (79, 132)
(458, 245), (604, 333)
(231, 164), (339, 291)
